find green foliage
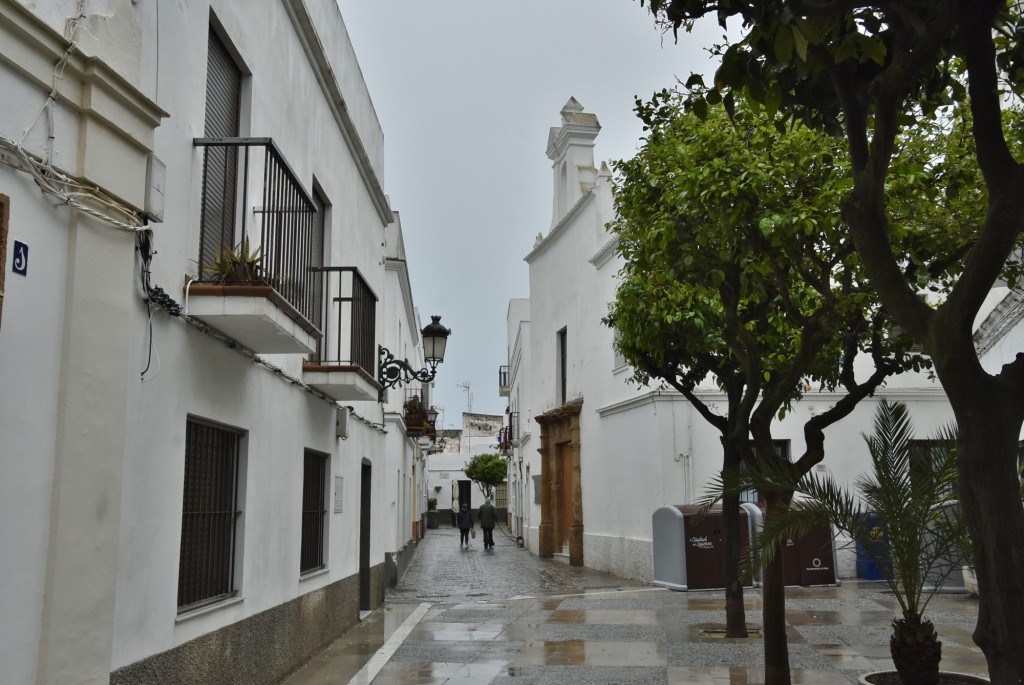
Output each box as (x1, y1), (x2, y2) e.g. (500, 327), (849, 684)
(463, 452), (507, 499)
(607, 94), (926, 416)
(635, 1), (1024, 678)
(403, 395), (425, 414)
(202, 238), (263, 283)
(427, 497), (437, 511)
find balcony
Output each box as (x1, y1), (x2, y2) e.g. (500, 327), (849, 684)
(509, 411), (521, 446)
(499, 411), (521, 454)
(498, 364), (510, 396)
(302, 267), (380, 402)
(185, 138), (321, 354)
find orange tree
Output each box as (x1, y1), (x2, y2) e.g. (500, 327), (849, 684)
(607, 92), (987, 681)
(636, 2), (1024, 682)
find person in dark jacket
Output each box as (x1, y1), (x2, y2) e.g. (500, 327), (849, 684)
(478, 497), (497, 549)
(457, 503), (474, 548)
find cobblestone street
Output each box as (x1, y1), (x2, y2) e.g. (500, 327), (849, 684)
(390, 525), (641, 605)
(281, 524), (988, 685)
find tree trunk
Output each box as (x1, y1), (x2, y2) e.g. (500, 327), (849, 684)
(722, 489), (748, 637)
(762, 493), (793, 685)
(930, 343), (1024, 684)
(952, 403), (1024, 684)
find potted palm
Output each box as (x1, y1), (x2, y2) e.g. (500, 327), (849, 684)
(729, 400), (982, 685)
(202, 238), (264, 283)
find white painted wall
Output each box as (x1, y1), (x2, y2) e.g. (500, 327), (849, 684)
(0, 1), (425, 682)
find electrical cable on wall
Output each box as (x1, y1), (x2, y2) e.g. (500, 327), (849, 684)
(0, 0), (150, 234)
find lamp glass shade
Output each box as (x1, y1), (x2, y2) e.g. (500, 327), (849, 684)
(421, 316), (451, 363)
(425, 407), (439, 425)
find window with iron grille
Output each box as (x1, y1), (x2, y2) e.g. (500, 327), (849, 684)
(301, 450), (329, 574)
(494, 482), (508, 509)
(178, 418), (243, 611)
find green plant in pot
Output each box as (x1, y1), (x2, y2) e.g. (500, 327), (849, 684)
(403, 396), (426, 434)
(203, 238), (263, 283)
(427, 497), (437, 511)
(403, 395), (425, 415)
(716, 400), (970, 685)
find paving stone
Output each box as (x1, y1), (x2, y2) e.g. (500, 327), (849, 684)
(280, 524), (989, 685)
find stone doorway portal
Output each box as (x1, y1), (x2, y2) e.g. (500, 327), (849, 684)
(535, 400), (583, 566)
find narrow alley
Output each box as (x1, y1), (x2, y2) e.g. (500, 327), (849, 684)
(281, 525), (986, 685)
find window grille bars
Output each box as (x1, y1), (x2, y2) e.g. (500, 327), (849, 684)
(178, 419), (241, 611)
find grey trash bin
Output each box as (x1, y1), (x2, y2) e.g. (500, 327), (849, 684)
(652, 503), (762, 591)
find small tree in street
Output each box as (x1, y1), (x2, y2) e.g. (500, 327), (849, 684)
(464, 452), (507, 500)
(607, 94), (963, 678)
(609, 93), (901, 656)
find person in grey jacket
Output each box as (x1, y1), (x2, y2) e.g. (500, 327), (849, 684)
(456, 503), (474, 549)
(478, 497), (497, 550)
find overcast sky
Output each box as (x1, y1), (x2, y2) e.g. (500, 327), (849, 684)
(337, 1), (722, 426)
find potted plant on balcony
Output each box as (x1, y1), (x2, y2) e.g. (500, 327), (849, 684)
(203, 238), (264, 284)
(403, 396), (426, 435)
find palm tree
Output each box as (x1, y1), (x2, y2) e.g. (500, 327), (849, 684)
(707, 400), (965, 685)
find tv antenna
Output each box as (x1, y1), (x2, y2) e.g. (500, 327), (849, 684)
(457, 382), (472, 415)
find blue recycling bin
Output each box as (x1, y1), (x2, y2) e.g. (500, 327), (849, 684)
(855, 513), (889, 580)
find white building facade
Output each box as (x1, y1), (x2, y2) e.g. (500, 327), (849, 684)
(0, 2), (437, 684)
(425, 412), (506, 518)
(503, 98), (959, 583)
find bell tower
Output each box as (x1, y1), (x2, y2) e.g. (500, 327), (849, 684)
(546, 97), (601, 228)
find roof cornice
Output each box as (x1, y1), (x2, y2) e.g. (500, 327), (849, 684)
(589, 234), (619, 268)
(975, 288), (1024, 356)
(282, 0), (392, 225)
(385, 257), (419, 344)
(524, 191), (595, 263)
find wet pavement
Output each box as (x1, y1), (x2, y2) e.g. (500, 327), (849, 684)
(280, 524), (987, 684)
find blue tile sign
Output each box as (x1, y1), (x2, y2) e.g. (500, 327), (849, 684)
(12, 240), (27, 276)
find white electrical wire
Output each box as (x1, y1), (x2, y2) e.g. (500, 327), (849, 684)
(0, 135), (144, 232)
(3, 0), (148, 234)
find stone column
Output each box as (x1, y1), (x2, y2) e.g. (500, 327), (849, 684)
(538, 425), (553, 558)
(39, 210), (135, 685)
(569, 414), (584, 567)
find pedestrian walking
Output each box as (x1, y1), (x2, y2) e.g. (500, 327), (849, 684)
(478, 497), (497, 550)
(456, 503), (474, 549)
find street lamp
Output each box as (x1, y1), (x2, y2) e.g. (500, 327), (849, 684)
(425, 406), (439, 427)
(378, 315), (452, 399)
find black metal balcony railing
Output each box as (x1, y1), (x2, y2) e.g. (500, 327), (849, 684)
(194, 137), (320, 327)
(309, 267), (377, 373)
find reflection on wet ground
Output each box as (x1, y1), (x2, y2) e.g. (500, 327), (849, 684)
(282, 526), (987, 685)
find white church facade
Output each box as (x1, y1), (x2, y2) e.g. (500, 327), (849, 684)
(499, 98), (1013, 584)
